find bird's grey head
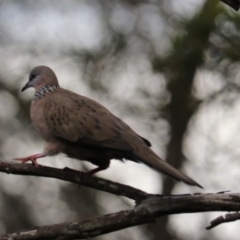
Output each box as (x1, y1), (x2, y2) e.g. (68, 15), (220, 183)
(21, 66), (59, 92)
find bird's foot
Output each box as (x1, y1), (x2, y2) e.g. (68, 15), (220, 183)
(86, 167), (101, 175)
(86, 164), (109, 175)
(14, 156), (39, 166)
(14, 153), (45, 167)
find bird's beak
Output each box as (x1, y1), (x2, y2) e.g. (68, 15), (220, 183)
(21, 82), (30, 92)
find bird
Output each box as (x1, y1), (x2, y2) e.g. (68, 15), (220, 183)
(15, 65), (202, 188)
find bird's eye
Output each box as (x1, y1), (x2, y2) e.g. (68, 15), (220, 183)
(29, 74), (36, 81)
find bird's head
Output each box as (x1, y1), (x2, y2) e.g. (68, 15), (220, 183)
(22, 66), (59, 92)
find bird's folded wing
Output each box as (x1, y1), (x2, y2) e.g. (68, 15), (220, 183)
(45, 90), (135, 151)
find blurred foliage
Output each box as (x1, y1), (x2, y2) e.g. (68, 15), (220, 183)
(1, 0), (240, 239)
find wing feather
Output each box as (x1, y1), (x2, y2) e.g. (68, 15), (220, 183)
(44, 89), (137, 151)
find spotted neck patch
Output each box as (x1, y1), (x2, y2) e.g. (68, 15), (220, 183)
(33, 85), (59, 101)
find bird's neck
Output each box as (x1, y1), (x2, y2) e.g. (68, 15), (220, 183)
(33, 85), (59, 101)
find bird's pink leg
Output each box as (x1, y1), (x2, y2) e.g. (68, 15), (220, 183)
(14, 152), (47, 166)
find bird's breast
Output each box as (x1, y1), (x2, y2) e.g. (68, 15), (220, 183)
(30, 99), (55, 142)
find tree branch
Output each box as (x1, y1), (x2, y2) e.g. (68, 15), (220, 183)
(206, 212), (240, 230)
(0, 160), (149, 202)
(1, 192), (240, 239)
(1, 161), (240, 239)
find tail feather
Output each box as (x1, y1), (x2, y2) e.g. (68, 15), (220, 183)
(136, 149), (203, 188)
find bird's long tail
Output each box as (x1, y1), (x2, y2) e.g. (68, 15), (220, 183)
(136, 148), (203, 188)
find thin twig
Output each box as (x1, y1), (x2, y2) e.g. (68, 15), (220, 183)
(206, 212), (240, 230)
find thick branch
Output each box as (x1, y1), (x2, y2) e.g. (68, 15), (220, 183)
(1, 160), (240, 239)
(1, 193), (240, 240)
(0, 160), (149, 202)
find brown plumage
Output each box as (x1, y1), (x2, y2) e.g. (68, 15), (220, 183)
(15, 66), (202, 188)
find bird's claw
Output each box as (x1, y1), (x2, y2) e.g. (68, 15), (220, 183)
(14, 157), (39, 167)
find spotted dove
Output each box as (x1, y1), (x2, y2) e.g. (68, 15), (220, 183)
(15, 66), (202, 188)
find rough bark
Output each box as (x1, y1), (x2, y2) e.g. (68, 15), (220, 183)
(0, 161), (240, 239)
